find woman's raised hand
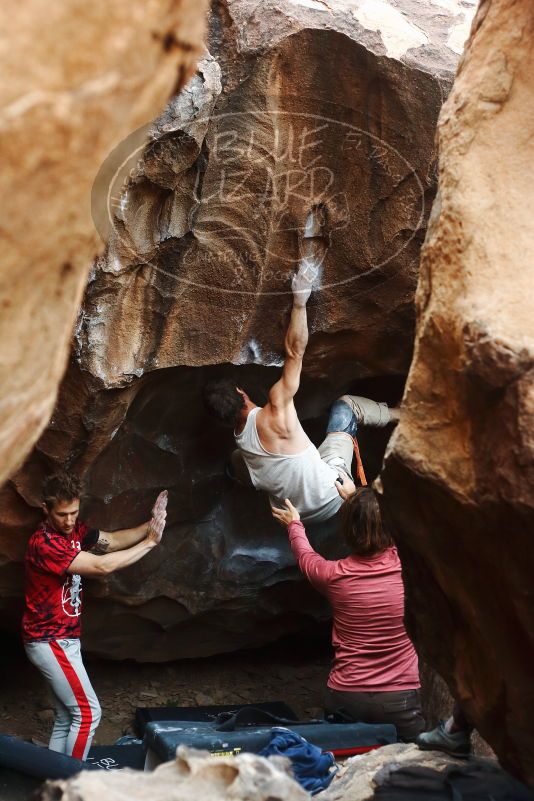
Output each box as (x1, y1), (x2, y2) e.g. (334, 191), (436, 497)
(272, 498), (300, 527)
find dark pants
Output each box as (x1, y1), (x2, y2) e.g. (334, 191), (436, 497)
(452, 701), (474, 734)
(324, 687), (425, 743)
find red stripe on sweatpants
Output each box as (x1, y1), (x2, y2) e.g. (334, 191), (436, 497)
(49, 641), (92, 759)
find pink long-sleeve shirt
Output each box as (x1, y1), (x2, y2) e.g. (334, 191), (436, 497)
(288, 520), (420, 692)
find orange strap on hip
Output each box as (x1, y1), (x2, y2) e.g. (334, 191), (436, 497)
(352, 437), (367, 486)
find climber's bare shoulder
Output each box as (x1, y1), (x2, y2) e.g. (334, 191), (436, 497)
(256, 401), (309, 455)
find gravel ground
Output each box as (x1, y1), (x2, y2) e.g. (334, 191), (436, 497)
(0, 633), (331, 746)
(0, 633), (493, 759)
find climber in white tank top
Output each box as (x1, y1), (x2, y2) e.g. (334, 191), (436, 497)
(203, 206), (399, 524)
(235, 406), (344, 524)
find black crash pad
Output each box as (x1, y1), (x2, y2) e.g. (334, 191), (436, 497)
(0, 767), (43, 801)
(86, 744), (145, 771)
(0, 735), (145, 782)
(0, 735), (98, 780)
(144, 720), (397, 761)
(135, 701), (298, 737)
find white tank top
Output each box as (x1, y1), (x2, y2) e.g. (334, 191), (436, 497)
(235, 407), (343, 524)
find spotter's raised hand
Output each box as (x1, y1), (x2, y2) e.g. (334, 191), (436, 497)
(272, 498), (300, 527)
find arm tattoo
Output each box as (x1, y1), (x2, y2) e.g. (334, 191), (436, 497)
(91, 535), (110, 555)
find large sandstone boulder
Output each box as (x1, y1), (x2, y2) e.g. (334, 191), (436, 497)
(380, 0), (534, 786)
(0, 0), (209, 488)
(81, 0), (476, 386)
(1, 0), (476, 659)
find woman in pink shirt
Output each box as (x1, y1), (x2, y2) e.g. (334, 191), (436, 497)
(273, 486), (425, 742)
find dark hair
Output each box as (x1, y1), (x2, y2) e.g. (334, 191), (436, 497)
(340, 487), (393, 557)
(203, 378), (246, 426)
(42, 473), (82, 510)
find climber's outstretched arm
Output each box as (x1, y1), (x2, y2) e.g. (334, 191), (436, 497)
(268, 266), (312, 409)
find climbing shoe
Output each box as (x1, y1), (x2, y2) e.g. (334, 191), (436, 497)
(416, 721), (472, 758)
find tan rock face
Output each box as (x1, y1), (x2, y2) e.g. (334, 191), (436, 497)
(81, 0), (469, 388)
(38, 745), (308, 801)
(1, 0), (472, 659)
(380, 0), (534, 786)
(0, 0), (209, 488)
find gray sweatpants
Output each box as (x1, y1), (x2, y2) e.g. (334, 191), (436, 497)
(25, 639), (101, 759)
